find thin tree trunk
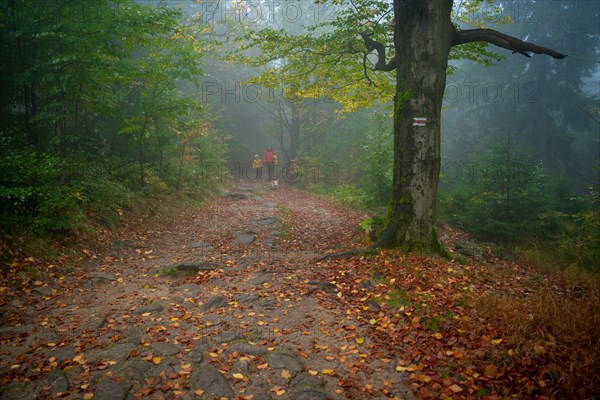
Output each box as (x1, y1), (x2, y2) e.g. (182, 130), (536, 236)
(177, 142), (187, 192)
(377, 0), (453, 250)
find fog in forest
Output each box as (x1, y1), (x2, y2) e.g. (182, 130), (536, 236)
(2, 1), (600, 399)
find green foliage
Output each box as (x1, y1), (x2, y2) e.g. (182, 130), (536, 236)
(438, 135), (600, 271)
(0, 0), (223, 244)
(359, 111), (393, 207)
(310, 183), (368, 209)
(439, 133), (556, 242)
(549, 184), (600, 272)
(0, 136), (83, 235)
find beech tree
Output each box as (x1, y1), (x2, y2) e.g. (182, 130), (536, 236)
(372, 0), (566, 249)
(234, 0), (566, 250)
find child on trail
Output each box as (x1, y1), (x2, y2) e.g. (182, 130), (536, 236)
(252, 154), (263, 180)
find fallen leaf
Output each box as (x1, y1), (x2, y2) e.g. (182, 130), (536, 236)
(281, 370), (292, 379)
(484, 364), (497, 378)
(152, 357), (161, 365)
(448, 384), (463, 393)
(321, 369), (335, 375)
(232, 373), (245, 380)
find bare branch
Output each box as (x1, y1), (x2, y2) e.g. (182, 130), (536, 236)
(453, 28), (567, 59)
(362, 53), (375, 86)
(359, 31), (397, 71)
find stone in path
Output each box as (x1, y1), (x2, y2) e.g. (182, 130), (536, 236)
(267, 348), (304, 376)
(236, 293), (260, 303)
(226, 342), (268, 356)
(33, 286), (53, 296)
(224, 192), (250, 200)
(253, 272), (273, 285)
(89, 272), (116, 286)
(134, 302), (163, 314)
(257, 218), (277, 225)
(93, 343), (137, 363)
(160, 261), (220, 277)
(151, 341), (180, 356)
(233, 231), (256, 245)
(290, 372), (328, 400)
(51, 344), (77, 362)
(94, 379), (131, 400)
(44, 369), (69, 393)
(177, 283), (202, 298)
(0, 382), (36, 400)
(189, 364), (234, 398)
(187, 241), (214, 250)
(200, 295), (228, 311)
(112, 360), (152, 383)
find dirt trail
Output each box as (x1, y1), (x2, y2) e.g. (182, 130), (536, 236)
(0, 183), (416, 400)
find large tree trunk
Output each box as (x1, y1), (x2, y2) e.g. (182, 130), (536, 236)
(377, 0), (453, 250)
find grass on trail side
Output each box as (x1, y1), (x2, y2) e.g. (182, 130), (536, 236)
(315, 250), (600, 399)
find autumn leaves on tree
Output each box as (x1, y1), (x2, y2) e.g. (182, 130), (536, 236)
(234, 0), (566, 250)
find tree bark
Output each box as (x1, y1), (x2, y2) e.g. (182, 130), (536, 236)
(377, 0), (454, 250)
(363, 0), (566, 251)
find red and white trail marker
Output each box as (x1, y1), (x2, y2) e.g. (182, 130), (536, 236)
(412, 117), (427, 127)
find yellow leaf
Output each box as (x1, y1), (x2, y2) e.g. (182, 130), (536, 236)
(209, 352), (219, 358)
(534, 344), (546, 354)
(47, 343), (56, 347)
(449, 384), (463, 393)
(369, 319), (377, 325)
(337, 292), (342, 298)
(10, 364), (20, 369)
(257, 363), (269, 369)
(414, 374), (432, 383)
(152, 357), (161, 365)
(232, 373), (245, 380)
(491, 338), (502, 344)
(73, 354), (85, 364)
(406, 364), (421, 372)
(281, 370), (292, 379)
(308, 369), (318, 376)
(321, 369), (335, 375)
(431, 333), (443, 339)
(194, 389), (205, 395)
(83, 393), (94, 400)
(356, 337), (364, 344)
(395, 365), (407, 372)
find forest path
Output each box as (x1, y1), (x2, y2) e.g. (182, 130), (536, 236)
(1, 183), (416, 400)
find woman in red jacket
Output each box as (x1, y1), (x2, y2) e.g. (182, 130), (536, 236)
(263, 146), (276, 182)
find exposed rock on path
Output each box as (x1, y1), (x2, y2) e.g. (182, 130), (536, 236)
(0, 183), (415, 400)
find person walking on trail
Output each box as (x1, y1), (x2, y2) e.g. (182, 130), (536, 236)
(252, 154), (263, 180)
(263, 146), (276, 182)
